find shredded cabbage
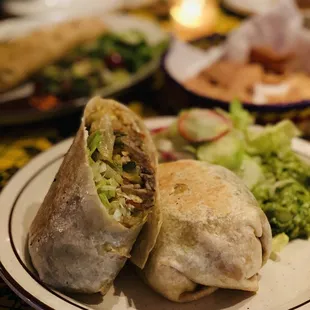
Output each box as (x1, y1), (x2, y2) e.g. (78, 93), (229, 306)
(270, 233), (290, 261)
(246, 120), (301, 155)
(87, 126), (144, 227)
(87, 131), (102, 156)
(229, 99), (254, 132)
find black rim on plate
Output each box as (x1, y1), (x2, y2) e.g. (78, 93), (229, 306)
(0, 139), (310, 310)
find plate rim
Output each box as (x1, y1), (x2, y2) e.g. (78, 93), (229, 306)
(0, 116), (310, 310)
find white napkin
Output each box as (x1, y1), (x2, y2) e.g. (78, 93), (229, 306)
(224, 0), (306, 66)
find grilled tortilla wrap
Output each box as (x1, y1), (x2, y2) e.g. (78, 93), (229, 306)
(28, 97), (160, 294)
(137, 160), (272, 302)
(0, 17), (107, 92)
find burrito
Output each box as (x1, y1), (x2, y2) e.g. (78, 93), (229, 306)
(0, 17), (107, 92)
(137, 160), (272, 302)
(28, 97), (160, 294)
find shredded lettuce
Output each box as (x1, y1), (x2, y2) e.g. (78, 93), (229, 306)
(270, 233), (290, 261)
(91, 114), (115, 161)
(197, 130), (244, 171)
(87, 127), (144, 226)
(237, 155), (264, 190)
(87, 131), (102, 156)
(229, 99), (254, 132)
(99, 192), (112, 209)
(246, 120), (301, 155)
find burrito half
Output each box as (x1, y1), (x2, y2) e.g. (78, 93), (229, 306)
(137, 160), (272, 302)
(28, 97), (160, 294)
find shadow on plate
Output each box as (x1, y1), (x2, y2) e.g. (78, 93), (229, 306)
(112, 263), (254, 310)
(21, 203), (254, 309)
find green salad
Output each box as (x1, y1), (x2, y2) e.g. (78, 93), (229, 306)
(152, 100), (310, 242)
(33, 30), (168, 100)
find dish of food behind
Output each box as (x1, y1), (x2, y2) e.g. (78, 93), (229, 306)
(164, 0), (310, 131)
(165, 38), (310, 107)
(0, 99), (310, 310)
(0, 13), (168, 125)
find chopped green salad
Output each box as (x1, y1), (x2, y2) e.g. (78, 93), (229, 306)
(33, 30), (168, 100)
(152, 100), (310, 241)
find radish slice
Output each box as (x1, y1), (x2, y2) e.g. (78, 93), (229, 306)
(159, 150), (195, 162)
(178, 109), (232, 143)
(160, 151), (178, 162)
(151, 126), (168, 135)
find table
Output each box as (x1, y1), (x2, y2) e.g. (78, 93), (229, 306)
(0, 3), (268, 309)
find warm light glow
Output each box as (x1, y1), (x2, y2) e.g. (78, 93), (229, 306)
(171, 0), (206, 28)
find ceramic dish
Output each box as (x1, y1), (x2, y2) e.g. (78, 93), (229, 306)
(222, 0), (280, 16)
(3, 0), (158, 16)
(222, 0), (310, 16)
(164, 39), (310, 124)
(0, 13), (168, 125)
(0, 116), (310, 310)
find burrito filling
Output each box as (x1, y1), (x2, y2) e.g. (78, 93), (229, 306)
(86, 112), (155, 228)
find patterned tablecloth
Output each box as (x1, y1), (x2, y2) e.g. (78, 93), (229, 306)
(0, 4), (241, 309)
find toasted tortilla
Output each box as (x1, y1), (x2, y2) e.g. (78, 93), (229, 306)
(0, 17), (107, 93)
(28, 97), (160, 294)
(137, 160), (272, 302)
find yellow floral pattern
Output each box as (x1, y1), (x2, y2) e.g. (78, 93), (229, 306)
(0, 138), (53, 190)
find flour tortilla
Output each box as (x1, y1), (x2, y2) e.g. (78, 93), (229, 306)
(28, 97), (160, 294)
(138, 160), (272, 302)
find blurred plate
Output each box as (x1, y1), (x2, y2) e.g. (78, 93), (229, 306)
(3, 0), (161, 16)
(222, 0), (280, 16)
(0, 13), (168, 125)
(3, 0), (123, 17)
(164, 38), (310, 123)
(1, 117), (310, 310)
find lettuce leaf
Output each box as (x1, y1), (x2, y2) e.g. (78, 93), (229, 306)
(237, 155), (264, 190)
(197, 130), (244, 171)
(229, 99), (254, 132)
(87, 131), (102, 156)
(246, 120), (301, 155)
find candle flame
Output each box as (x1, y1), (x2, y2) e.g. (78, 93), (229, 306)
(171, 0), (206, 28)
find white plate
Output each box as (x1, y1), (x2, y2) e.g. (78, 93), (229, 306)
(222, 0), (280, 16)
(1, 117), (310, 310)
(0, 12), (167, 51)
(164, 39), (225, 83)
(3, 0), (123, 17)
(3, 0), (159, 16)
